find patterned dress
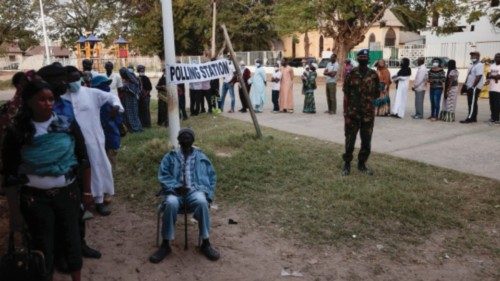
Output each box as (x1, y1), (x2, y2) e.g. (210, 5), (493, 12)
(302, 71), (317, 113)
(442, 69), (459, 122)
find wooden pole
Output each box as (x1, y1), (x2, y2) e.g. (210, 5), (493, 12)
(220, 24), (262, 139)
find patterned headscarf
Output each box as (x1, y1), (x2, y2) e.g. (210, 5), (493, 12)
(119, 67), (141, 99)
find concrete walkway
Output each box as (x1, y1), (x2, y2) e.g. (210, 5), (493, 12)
(222, 82), (500, 181)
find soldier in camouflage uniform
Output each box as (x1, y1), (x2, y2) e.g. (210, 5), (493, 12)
(342, 49), (380, 176)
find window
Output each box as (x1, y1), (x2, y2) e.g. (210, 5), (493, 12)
(471, 25), (475, 31)
(384, 28), (396, 47)
(9, 55), (16, 62)
(369, 33), (376, 43)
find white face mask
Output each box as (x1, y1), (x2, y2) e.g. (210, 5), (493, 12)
(68, 81), (81, 93)
(256, 63), (261, 67)
(471, 58), (478, 63)
(432, 62), (439, 67)
(274, 67), (279, 71)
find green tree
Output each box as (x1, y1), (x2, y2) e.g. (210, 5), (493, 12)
(126, 0), (278, 56)
(43, 0), (125, 47)
(315, 1), (391, 65)
(217, 0), (277, 51)
(274, 0), (318, 57)
(0, 0), (38, 51)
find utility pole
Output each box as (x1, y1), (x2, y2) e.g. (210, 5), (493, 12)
(211, 1), (217, 58)
(161, 0), (180, 147)
(39, 0), (51, 65)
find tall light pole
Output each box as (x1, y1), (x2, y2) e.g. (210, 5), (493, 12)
(161, 0), (180, 147)
(39, 0), (51, 65)
(211, 1), (217, 58)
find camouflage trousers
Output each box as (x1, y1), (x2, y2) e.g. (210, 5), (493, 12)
(342, 117), (374, 163)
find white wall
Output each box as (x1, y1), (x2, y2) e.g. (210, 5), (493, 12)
(422, 16), (500, 45)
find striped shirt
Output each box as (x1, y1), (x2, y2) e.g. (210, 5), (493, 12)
(179, 152), (196, 190)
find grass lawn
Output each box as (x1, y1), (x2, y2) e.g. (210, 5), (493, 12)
(115, 111), (499, 257)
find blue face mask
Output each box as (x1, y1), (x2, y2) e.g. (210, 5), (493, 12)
(68, 81), (81, 93)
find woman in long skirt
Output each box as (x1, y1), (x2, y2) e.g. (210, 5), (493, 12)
(441, 60), (459, 122)
(302, 63), (317, 113)
(119, 68), (143, 132)
(391, 58), (411, 118)
(374, 59), (391, 116)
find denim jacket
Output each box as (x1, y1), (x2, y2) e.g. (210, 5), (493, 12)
(158, 147), (217, 201)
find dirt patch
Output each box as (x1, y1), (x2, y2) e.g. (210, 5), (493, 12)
(1, 194), (497, 281)
(9, 199), (487, 281)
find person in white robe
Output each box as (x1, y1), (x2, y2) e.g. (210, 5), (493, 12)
(249, 59), (267, 113)
(391, 58), (412, 118)
(63, 66), (124, 215)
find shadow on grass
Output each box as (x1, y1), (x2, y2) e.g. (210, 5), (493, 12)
(115, 113), (499, 255)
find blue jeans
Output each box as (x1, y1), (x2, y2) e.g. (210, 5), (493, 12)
(430, 88), (443, 118)
(161, 191), (211, 241)
(219, 82), (235, 111)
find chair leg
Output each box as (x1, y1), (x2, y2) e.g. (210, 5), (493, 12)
(156, 209), (161, 247)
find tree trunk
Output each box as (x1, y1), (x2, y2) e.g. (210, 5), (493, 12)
(334, 42), (352, 83)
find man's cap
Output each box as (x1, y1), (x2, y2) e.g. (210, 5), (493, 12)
(470, 51), (480, 56)
(91, 75), (112, 87)
(357, 49), (369, 57)
(105, 61), (114, 67)
(311, 63), (318, 69)
(178, 128), (195, 140)
(239, 60), (245, 66)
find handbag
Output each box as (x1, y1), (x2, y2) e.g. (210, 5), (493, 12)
(0, 231), (47, 281)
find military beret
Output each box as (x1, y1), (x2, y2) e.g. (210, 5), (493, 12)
(357, 49), (369, 57)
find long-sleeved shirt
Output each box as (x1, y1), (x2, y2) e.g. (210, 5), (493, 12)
(413, 64), (428, 91)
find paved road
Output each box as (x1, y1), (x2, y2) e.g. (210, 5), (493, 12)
(222, 82), (500, 181)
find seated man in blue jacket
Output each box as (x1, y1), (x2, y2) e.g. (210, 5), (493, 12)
(149, 128), (220, 263)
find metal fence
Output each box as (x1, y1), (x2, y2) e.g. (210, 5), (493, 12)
(176, 51), (281, 66)
(52, 56), (164, 73)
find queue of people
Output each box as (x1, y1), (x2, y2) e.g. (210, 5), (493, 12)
(0, 58), (173, 280)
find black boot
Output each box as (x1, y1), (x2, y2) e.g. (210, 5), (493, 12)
(149, 240), (172, 264)
(95, 203), (111, 216)
(341, 162), (351, 176)
(200, 239), (220, 261)
(82, 240), (102, 259)
(358, 162), (374, 175)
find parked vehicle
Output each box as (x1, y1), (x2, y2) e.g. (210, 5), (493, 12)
(287, 57), (317, 68)
(318, 58), (330, 68)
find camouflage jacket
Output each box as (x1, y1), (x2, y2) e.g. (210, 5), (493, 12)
(343, 67), (380, 119)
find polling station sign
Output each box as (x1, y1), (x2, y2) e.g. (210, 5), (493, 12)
(166, 59), (233, 84)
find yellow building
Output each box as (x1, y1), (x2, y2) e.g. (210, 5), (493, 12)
(280, 10), (404, 59)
